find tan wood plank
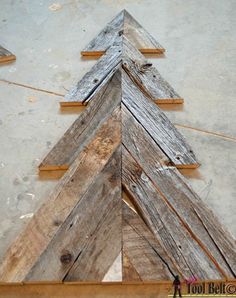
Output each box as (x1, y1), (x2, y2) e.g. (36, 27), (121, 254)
(0, 282), (173, 298)
(122, 253), (141, 281)
(0, 45), (16, 63)
(123, 202), (177, 281)
(122, 146), (223, 280)
(121, 70), (198, 168)
(0, 108), (121, 282)
(39, 71), (121, 172)
(25, 147), (122, 281)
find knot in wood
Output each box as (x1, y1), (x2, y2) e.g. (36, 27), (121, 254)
(140, 63), (153, 72)
(60, 252), (72, 264)
(118, 30), (124, 36)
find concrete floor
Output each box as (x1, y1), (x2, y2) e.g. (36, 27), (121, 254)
(0, 0), (235, 278)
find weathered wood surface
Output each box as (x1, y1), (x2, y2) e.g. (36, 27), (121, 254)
(81, 10), (124, 56)
(81, 10), (164, 56)
(40, 71), (121, 171)
(122, 147), (223, 280)
(62, 42), (122, 106)
(122, 70), (198, 168)
(62, 37), (182, 107)
(122, 37), (183, 104)
(123, 202), (177, 281)
(25, 147), (122, 281)
(122, 104), (170, 168)
(0, 108), (121, 282)
(122, 110), (236, 278)
(0, 45), (16, 63)
(123, 10), (164, 54)
(0, 282), (173, 298)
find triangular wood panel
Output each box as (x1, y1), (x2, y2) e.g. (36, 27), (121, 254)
(40, 68), (198, 173)
(62, 36), (181, 107)
(0, 45), (16, 63)
(81, 10), (165, 57)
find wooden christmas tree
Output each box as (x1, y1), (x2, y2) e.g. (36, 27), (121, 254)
(0, 10), (235, 283)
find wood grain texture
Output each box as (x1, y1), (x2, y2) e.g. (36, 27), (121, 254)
(122, 104), (170, 168)
(122, 70), (198, 168)
(81, 10), (164, 56)
(40, 71), (121, 171)
(136, 165), (236, 278)
(122, 103), (236, 277)
(0, 108), (121, 282)
(62, 42), (122, 106)
(123, 10), (164, 54)
(123, 202), (177, 281)
(122, 37), (183, 104)
(122, 253), (141, 281)
(0, 282), (174, 298)
(122, 147), (223, 280)
(25, 147), (122, 281)
(0, 45), (16, 63)
(62, 36), (181, 107)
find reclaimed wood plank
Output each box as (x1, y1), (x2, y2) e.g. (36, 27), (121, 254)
(81, 10), (164, 56)
(122, 37), (183, 104)
(39, 71), (121, 172)
(62, 42), (122, 107)
(122, 70), (198, 168)
(122, 253), (141, 281)
(0, 282), (173, 298)
(0, 45), (16, 63)
(0, 108), (121, 282)
(81, 11), (124, 56)
(123, 10), (165, 54)
(122, 104), (170, 168)
(25, 147), (122, 281)
(122, 113), (236, 278)
(137, 165), (236, 278)
(123, 202), (177, 281)
(63, 36), (181, 107)
(122, 146), (223, 280)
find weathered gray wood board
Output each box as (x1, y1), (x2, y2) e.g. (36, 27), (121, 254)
(122, 70), (198, 168)
(81, 10), (165, 56)
(122, 37), (183, 104)
(42, 68), (197, 173)
(62, 36), (181, 107)
(62, 42), (122, 107)
(0, 45), (16, 63)
(40, 72), (121, 171)
(0, 109), (121, 282)
(122, 109), (236, 278)
(123, 202), (177, 281)
(25, 147), (122, 281)
(122, 147), (223, 280)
